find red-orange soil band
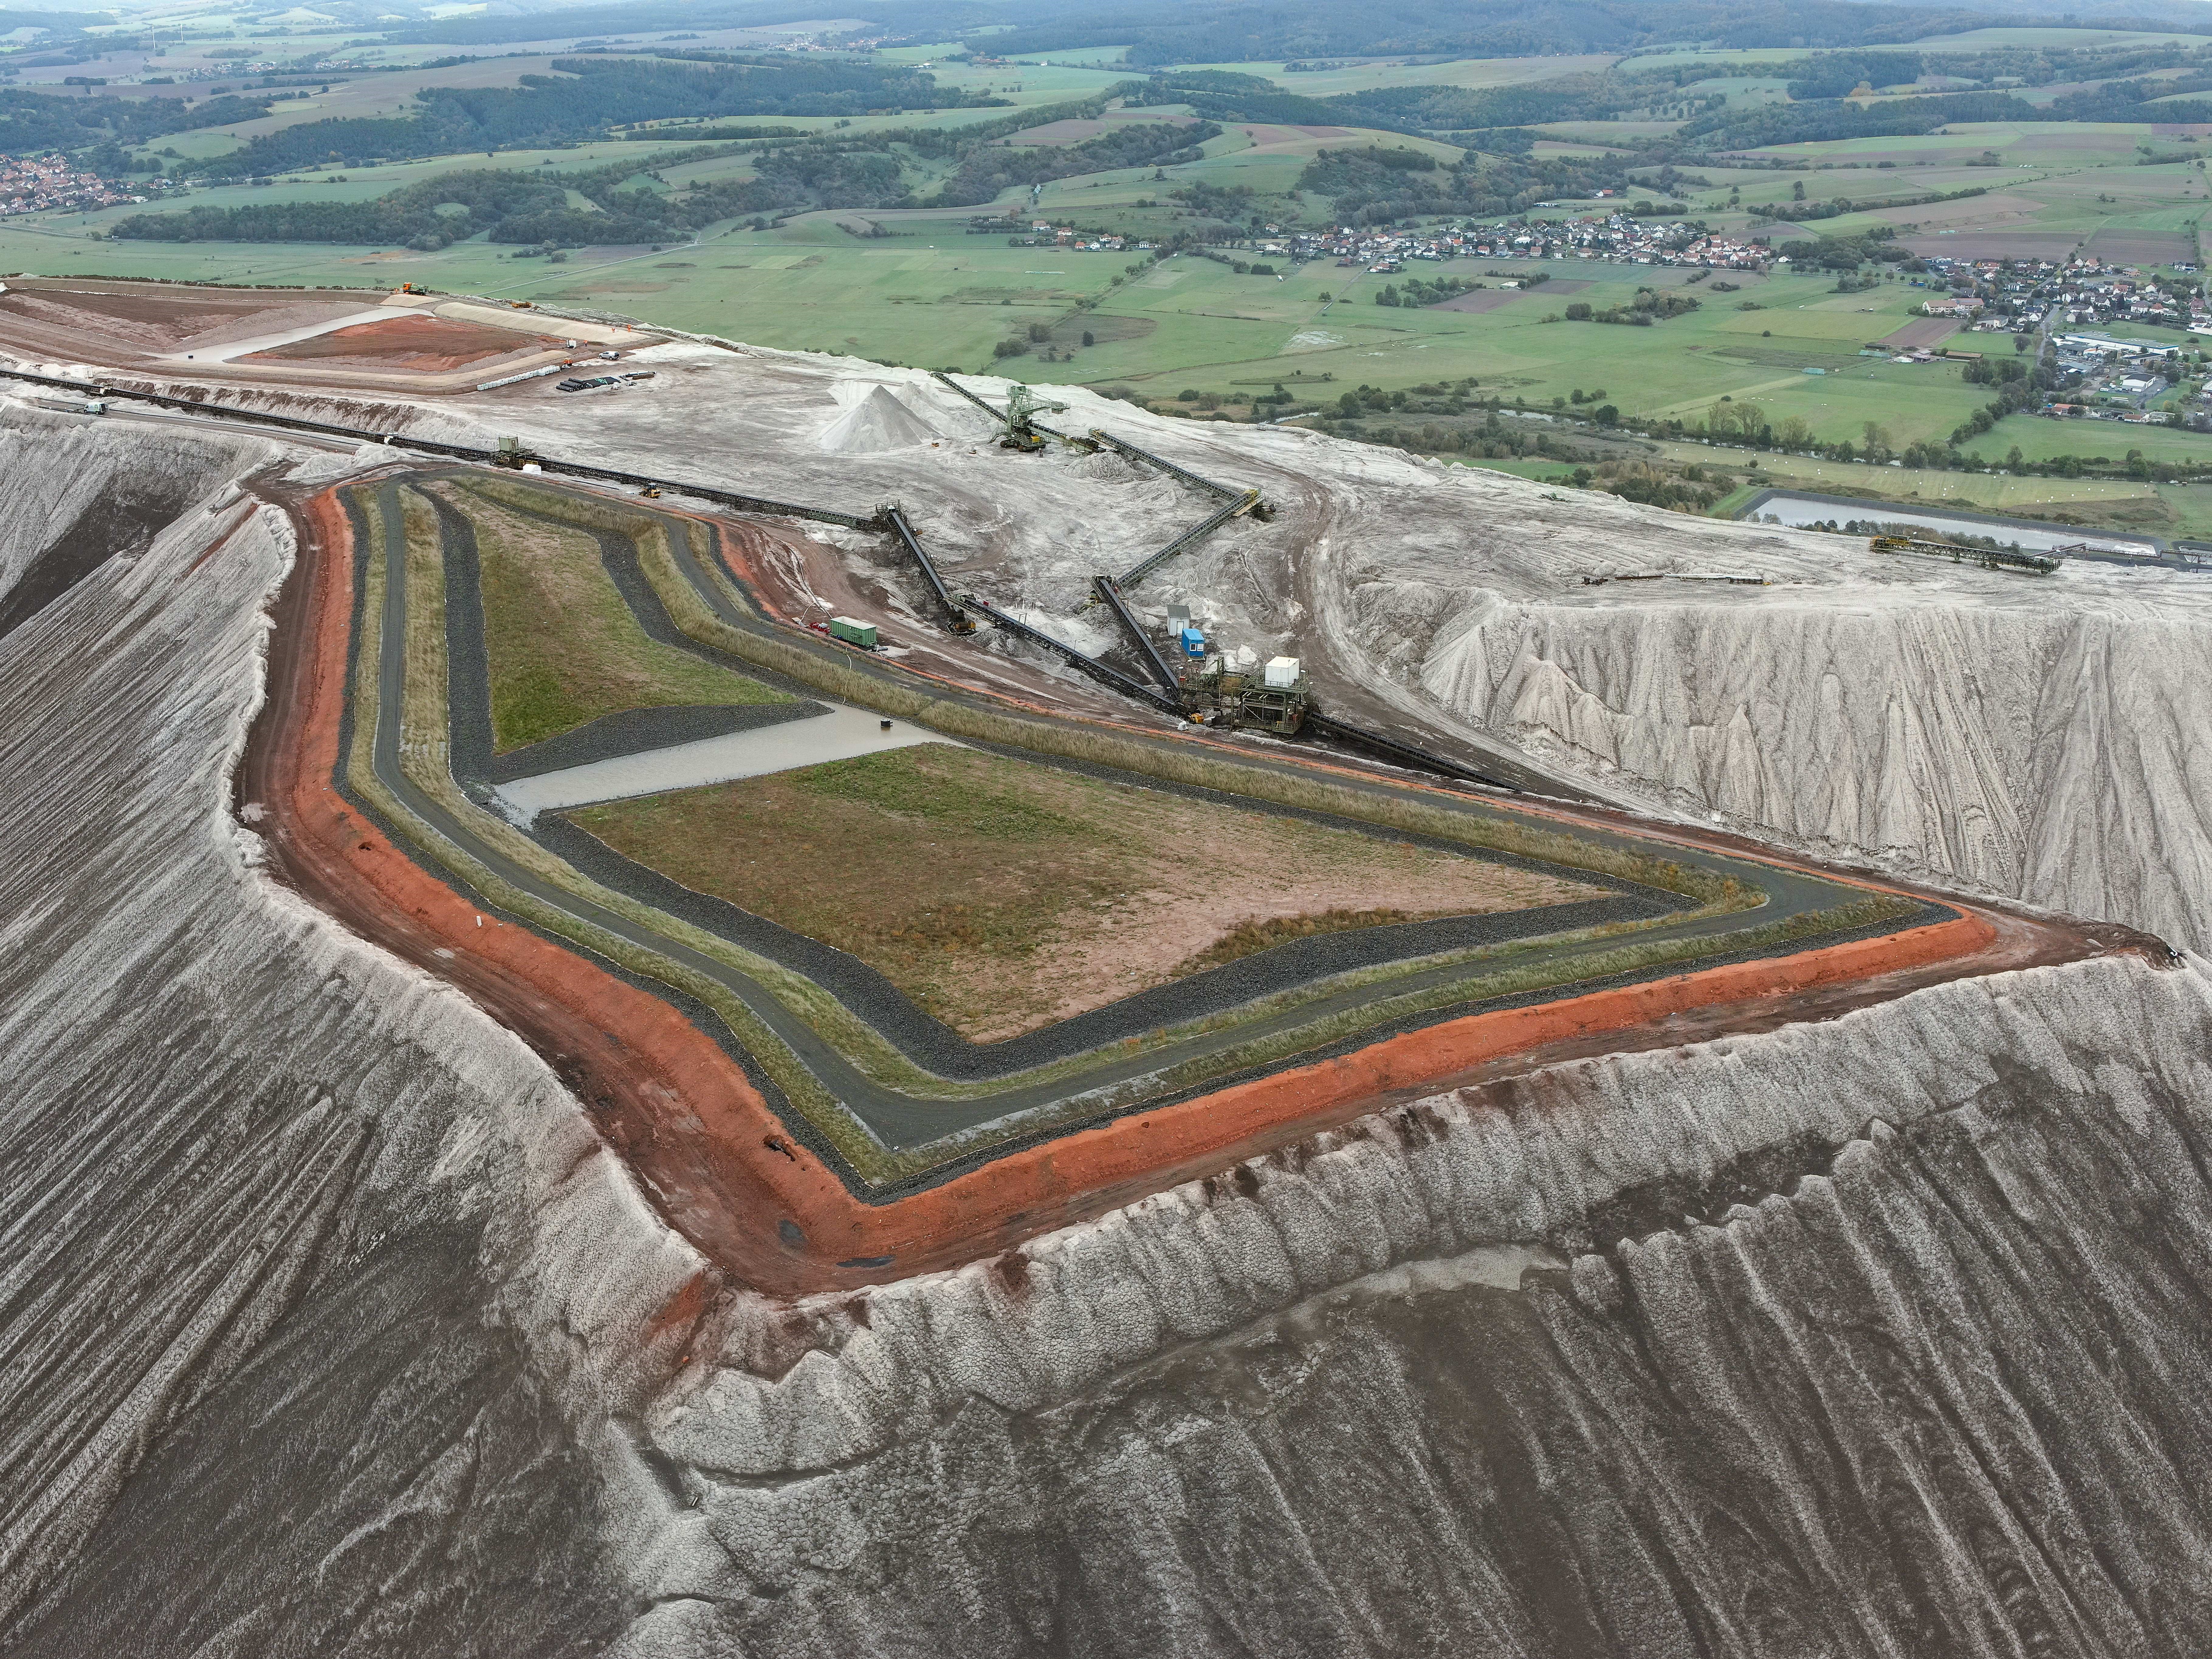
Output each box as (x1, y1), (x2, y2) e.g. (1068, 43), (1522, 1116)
(243, 479), (2144, 1300)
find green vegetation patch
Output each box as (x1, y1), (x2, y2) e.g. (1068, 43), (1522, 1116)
(570, 743), (1597, 1042)
(447, 481), (783, 752)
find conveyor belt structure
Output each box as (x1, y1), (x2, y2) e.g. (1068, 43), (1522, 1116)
(881, 504), (975, 633)
(1, 364), (1515, 792)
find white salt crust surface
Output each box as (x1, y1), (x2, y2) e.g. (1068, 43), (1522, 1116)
(5, 372), (2212, 1655)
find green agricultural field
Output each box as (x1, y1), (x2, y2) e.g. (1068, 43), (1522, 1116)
(1066, 262), (1997, 446)
(17, 31), (2212, 460)
(200, 55), (565, 138)
(1463, 438), (2207, 538)
(0, 213), (1145, 361)
(1685, 447), (2179, 508)
(1908, 26), (2212, 50)
(1962, 414), (2212, 468)
(1610, 47), (1817, 73)
(1167, 54), (1621, 97)
(77, 48), (1139, 177)
(1451, 455), (1580, 483)
(506, 232), (1137, 360)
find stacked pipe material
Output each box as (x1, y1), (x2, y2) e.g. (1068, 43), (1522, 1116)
(475, 362), (570, 393)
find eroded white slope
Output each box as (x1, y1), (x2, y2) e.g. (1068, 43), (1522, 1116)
(601, 951), (2212, 1659)
(0, 408), (257, 593)
(1416, 578), (2212, 942)
(12, 364), (2212, 1657)
(0, 419), (691, 1650)
(1180, 438), (2212, 949)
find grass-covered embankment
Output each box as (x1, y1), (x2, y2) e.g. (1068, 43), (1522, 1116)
(452, 482), (786, 752)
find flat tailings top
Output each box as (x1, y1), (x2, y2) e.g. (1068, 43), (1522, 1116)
(0, 279), (604, 390)
(236, 463), (2145, 1300)
(0, 278), (384, 362)
(242, 312), (565, 373)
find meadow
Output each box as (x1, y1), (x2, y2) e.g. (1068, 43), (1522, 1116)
(1074, 260), (2004, 446)
(1469, 432), (2212, 539)
(13, 22), (2212, 492)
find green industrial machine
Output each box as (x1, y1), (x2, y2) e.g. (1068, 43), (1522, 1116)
(999, 385), (1069, 452)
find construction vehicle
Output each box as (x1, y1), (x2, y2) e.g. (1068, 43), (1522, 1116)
(492, 435), (541, 470)
(637, 485), (661, 499)
(1870, 534), (2058, 576)
(509, 300), (535, 309)
(395, 281), (428, 295)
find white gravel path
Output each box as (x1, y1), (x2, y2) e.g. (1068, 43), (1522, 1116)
(493, 705), (953, 821)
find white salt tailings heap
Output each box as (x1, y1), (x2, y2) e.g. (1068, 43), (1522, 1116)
(12, 353), (2212, 1656)
(816, 384), (938, 454)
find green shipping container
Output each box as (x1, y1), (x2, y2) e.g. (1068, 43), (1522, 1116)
(828, 616), (878, 649)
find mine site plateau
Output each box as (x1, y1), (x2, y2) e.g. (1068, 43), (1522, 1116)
(6, 275), (2164, 1298)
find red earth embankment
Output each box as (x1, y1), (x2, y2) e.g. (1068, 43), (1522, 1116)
(242, 479), (2143, 1299)
(245, 313), (564, 373)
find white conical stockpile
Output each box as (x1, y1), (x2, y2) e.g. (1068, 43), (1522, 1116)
(816, 384), (939, 454)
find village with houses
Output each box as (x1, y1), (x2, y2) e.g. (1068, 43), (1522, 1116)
(0, 152), (146, 217)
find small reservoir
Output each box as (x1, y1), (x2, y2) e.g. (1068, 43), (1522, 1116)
(1736, 487), (2164, 557)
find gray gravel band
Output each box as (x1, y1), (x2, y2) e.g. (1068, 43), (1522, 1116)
(431, 483), (822, 787)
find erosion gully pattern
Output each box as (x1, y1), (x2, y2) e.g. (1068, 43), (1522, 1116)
(239, 462), (2132, 1297)
(5, 415), (2210, 1658)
